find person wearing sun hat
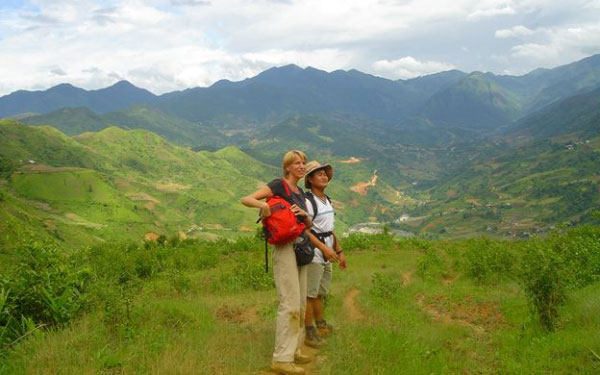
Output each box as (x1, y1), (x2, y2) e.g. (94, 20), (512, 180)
(302, 160), (347, 348)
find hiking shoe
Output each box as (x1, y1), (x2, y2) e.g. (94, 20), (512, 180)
(316, 319), (333, 336)
(294, 353), (311, 364)
(271, 361), (305, 375)
(304, 325), (324, 348)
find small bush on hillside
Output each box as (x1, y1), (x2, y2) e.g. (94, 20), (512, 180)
(0, 155), (15, 178)
(97, 280), (140, 337)
(463, 237), (515, 284)
(0, 241), (90, 348)
(166, 269), (192, 293)
(213, 257), (274, 293)
(343, 232), (395, 251)
(371, 272), (403, 300)
(341, 233), (373, 251)
(550, 225), (600, 289)
(416, 246), (445, 281)
(519, 239), (566, 331)
(518, 226), (600, 331)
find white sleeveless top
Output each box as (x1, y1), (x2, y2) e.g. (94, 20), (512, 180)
(305, 194), (335, 264)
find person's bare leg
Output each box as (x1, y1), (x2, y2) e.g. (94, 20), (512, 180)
(313, 296), (324, 321)
(305, 297), (316, 326)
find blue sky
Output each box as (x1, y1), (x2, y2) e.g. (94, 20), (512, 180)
(0, 0), (599, 95)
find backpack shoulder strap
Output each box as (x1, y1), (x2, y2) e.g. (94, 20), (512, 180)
(325, 194), (335, 216)
(280, 178), (292, 200)
(305, 191), (319, 220)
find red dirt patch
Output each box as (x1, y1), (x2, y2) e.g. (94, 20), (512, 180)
(339, 157), (363, 164)
(442, 274), (460, 285)
(348, 199), (360, 207)
(350, 170), (378, 196)
(215, 305), (259, 325)
(421, 218), (443, 232)
(416, 294), (506, 333)
(144, 232), (159, 242)
(446, 189), (458, 199)
(44, 220), (57, 231)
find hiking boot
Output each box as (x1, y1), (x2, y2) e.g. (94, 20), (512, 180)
(304, 325), (324, 348)
(271, 361), (305, 375)
(316, 319), (333, 336)
(294, 353), (311, 364)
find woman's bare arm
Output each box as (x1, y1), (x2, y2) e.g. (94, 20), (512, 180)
(240, 185), (273, 218)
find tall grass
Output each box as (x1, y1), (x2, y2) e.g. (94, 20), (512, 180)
(1, 228), (600, 373)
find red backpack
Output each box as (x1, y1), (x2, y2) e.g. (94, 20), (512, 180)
(262, 179), (306, 246)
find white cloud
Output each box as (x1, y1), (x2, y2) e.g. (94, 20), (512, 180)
(495, 25), (537, 38)
(170, 0), (210, 5)
(371, 56), (456, 79)
(50, 67), (67, 76)
(509, 23), (600, 62)
(467, 1), (516, 20)
(511, 43), (560, 60)
(0, 0), (598, 95)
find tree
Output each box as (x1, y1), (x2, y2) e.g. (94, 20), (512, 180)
(0, 155), (15, 178)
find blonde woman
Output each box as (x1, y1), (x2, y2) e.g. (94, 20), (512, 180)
(241, 150), (312, 375)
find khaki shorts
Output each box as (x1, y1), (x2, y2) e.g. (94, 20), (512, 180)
(306, 262), (332, 298)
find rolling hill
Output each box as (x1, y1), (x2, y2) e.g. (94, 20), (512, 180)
(0, 121), (279, 247)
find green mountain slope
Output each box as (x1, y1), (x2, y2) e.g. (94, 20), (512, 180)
(0, 120), (107, 169)
(421, 73), (522, 129)
(509, 86), (600, 140)
(409, 138), (600, 237)
(0, 122), (280, 247)
(524, 54), (600, 112)
(21, 105), (230, 148)
(21, 107), (107, 135)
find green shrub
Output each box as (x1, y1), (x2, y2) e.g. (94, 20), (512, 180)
(371, 272), (403, 300)
(551, 225), (600, 289)
(516, 226), (600, 331)
(167, 269), (192, 293)
(343, 232), (395, 252)
(519, 238), (566, 331)
(462, 237), (515, 284)
(213, 257), (274, 293)
(0, 155), (15, 178)
(342, 233), (373, 251)
(0, 241), (90, 348)
(416, 246), (444, 281)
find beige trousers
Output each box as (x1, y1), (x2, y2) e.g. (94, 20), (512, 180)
(272, 241), (307, 362)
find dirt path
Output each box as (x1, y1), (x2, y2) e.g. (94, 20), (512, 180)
(262, 289), (365, 374)
(259, 340), (324, 375)
(344, 288), (366, 322)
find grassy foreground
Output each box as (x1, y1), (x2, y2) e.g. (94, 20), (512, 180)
(1, 229), (599, 374)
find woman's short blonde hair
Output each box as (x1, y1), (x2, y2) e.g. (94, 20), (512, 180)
(282, 150), (307, 177)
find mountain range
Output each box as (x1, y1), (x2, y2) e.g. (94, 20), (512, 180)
(1, 54), (599, 139)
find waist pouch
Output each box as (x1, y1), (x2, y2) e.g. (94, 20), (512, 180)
(294, 232), (314, 266)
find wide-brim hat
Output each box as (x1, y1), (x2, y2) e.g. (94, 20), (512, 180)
(304, 160), (333, 188)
